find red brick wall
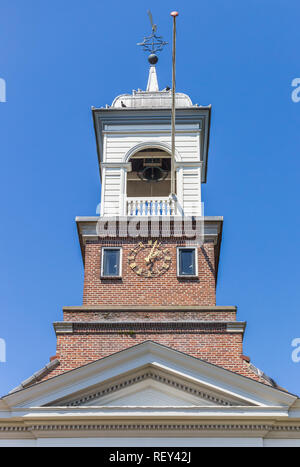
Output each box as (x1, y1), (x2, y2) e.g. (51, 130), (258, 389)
(44, 328), (263, 383)
(82, 239), (216, 307)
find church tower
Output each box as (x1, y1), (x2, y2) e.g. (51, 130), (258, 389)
(2, 15), (299, 448)
(38, 25), (266, 384)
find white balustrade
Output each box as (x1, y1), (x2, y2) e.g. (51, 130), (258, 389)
(127, 197), (177, 216)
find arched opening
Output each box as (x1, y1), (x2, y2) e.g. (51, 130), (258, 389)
(127, 148), (175, 198)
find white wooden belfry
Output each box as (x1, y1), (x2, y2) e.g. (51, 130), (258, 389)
(92, 64), (211, 219)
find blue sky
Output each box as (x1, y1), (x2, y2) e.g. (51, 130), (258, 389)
(0, 0), (300, 396)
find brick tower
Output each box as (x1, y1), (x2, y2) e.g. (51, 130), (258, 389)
(33, 61), (273, 387)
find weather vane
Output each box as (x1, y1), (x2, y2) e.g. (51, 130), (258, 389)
(137, 10), (168, 64)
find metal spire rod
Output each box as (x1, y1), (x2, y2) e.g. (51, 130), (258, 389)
(170, 11), (179, 197)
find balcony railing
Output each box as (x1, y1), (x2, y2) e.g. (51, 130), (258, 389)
(126, 197), (178, 216)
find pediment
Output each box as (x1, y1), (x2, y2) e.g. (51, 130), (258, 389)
(49, 367), (243, 407)
(2, 342), (296, 411)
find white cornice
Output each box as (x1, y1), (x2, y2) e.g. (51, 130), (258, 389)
(53, 323), (73, 334)
(227, 322), (246, 333)
(6, 405), (291, 419)
(2, 421), (300, 443)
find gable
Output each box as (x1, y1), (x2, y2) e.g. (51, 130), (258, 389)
(47, 367), (244, 408)
(1, 342), (296, 411)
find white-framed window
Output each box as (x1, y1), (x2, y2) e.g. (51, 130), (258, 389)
(177, 247), (198, 277)
(101, 247), (122, 278)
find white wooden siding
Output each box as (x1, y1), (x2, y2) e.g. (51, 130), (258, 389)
(182, 167), (202, 216)
(104, 124), (201, 163)
(102, 167), (122, 216)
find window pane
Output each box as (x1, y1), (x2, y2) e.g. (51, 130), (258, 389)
(103, 249), (120, 276)
(179, 249), (196, 276)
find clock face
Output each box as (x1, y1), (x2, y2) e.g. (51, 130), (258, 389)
(128, 240), (172, 278)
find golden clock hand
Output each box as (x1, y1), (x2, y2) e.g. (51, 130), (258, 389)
(146, 248), (163, 266)
(150, 240), (158, 255)
(145, 240), (158, 263)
